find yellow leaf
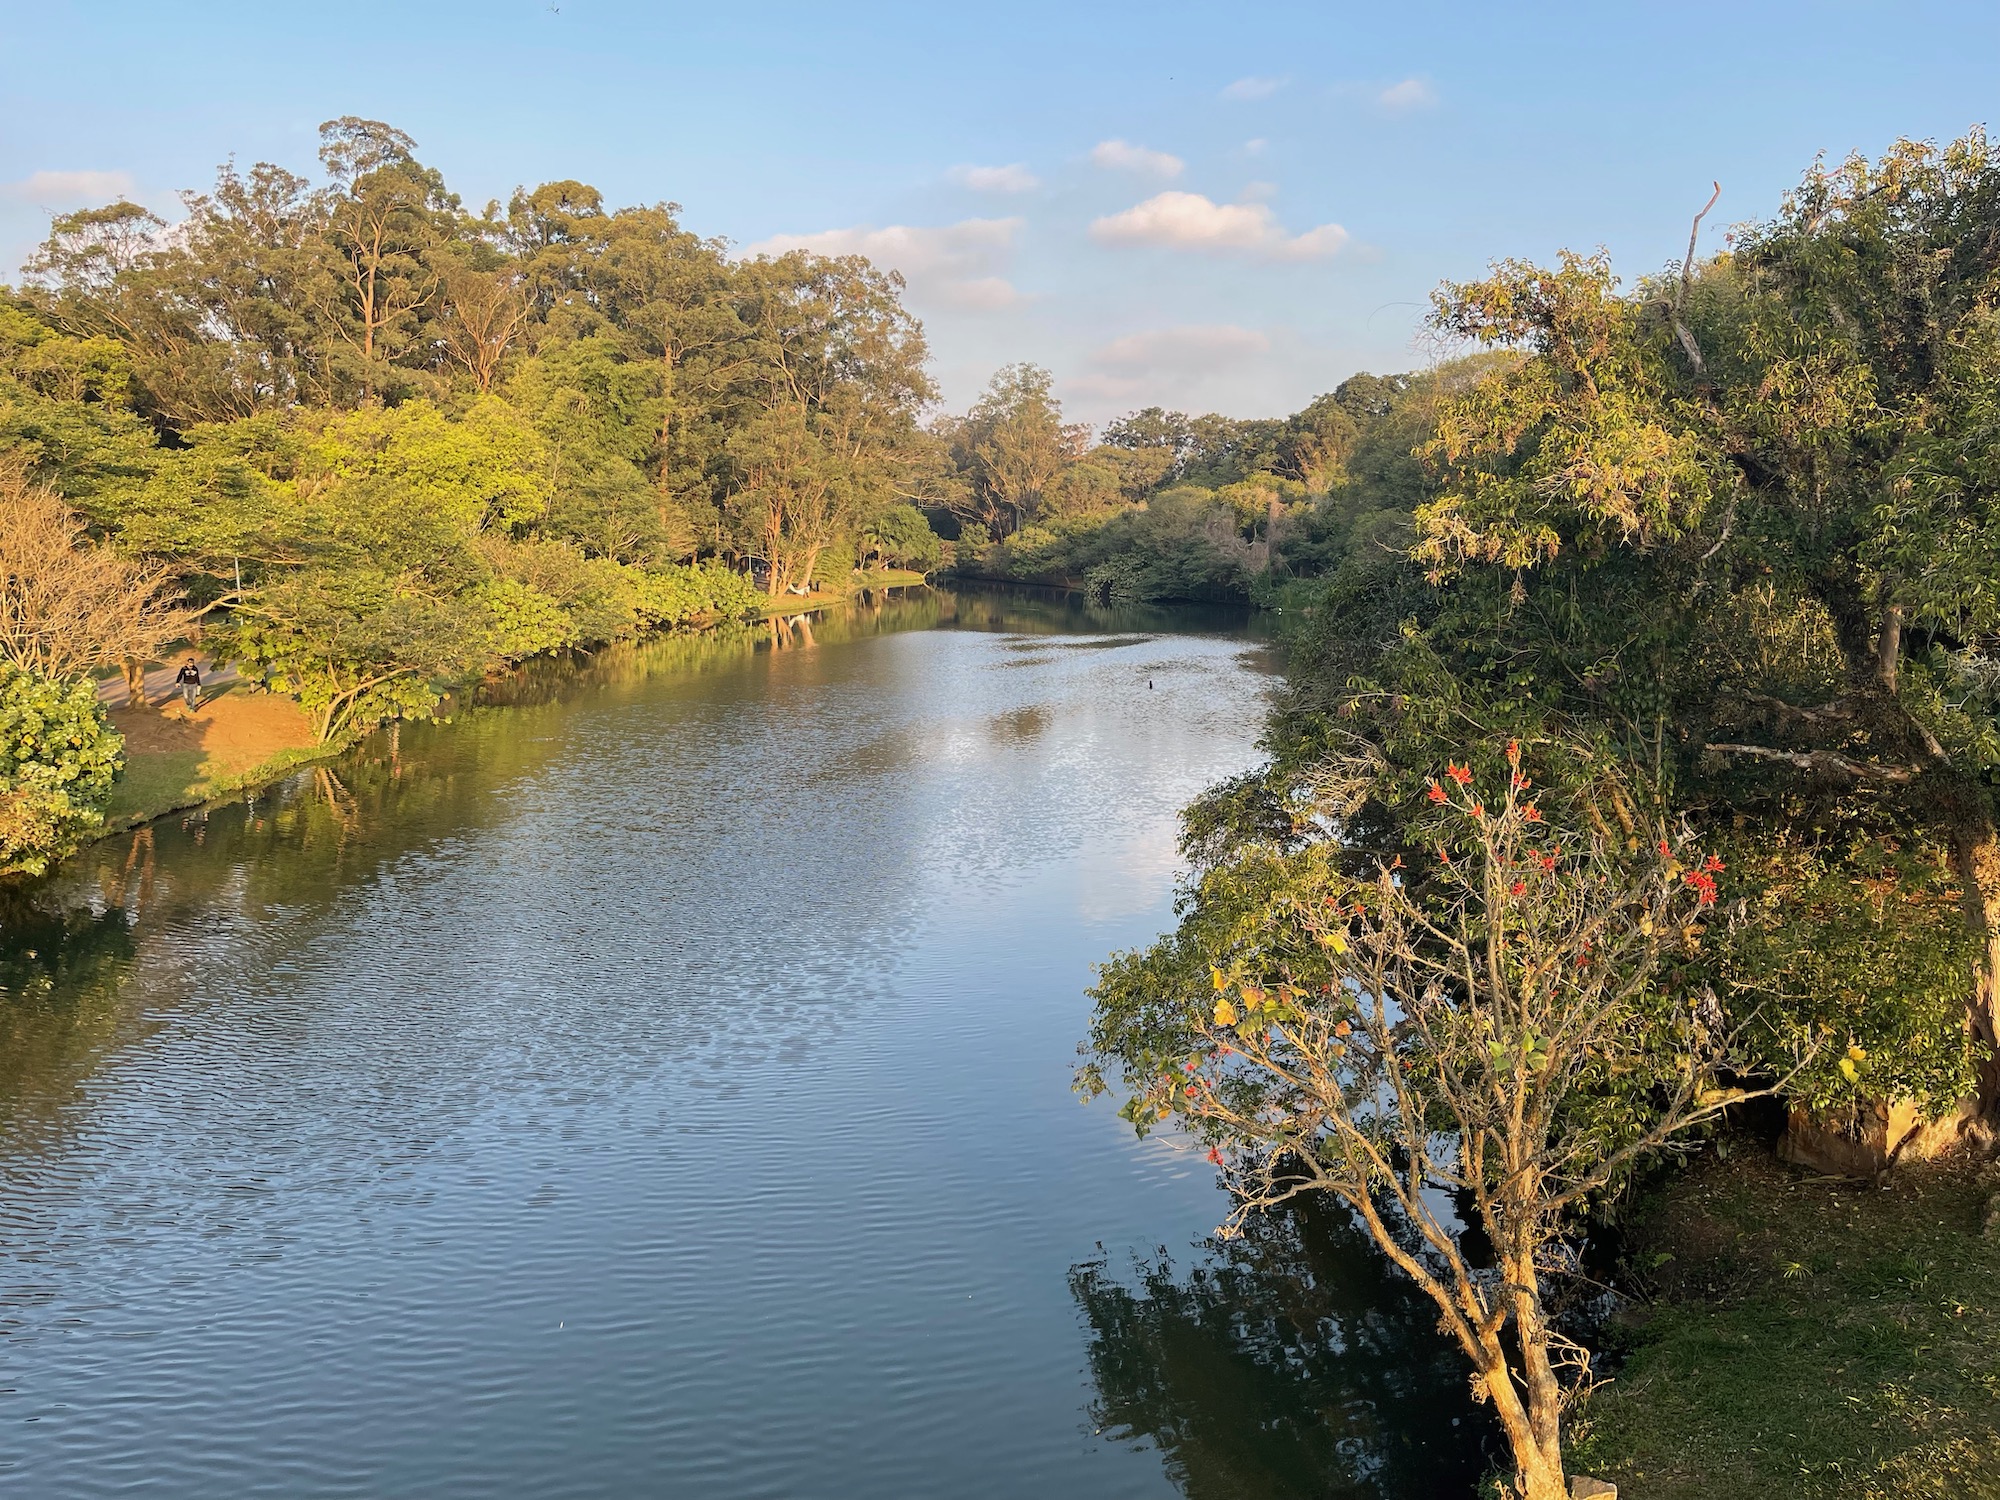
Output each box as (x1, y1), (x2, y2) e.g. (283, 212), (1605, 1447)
(1838, 1057), (1859, 1083)
(1214, 998), (1240, 1027)
(1211, 966), (1226, 992)
(1322, 932), (1350, 954)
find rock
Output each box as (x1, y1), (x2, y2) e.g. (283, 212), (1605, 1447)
(1570, 1479), (1618, 1499)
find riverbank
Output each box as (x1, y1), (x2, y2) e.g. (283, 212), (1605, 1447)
(94, 572), (937, 838)
(102, 686), (334, 832)
(1569, 1145), (2000, 1498)
(749, 569), (928, 617)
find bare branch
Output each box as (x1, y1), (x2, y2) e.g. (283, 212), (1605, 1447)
(1672, 181), (1721, 376)
(1704, 740), (1923, 782)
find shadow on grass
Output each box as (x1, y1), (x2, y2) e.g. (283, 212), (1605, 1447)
(1570, 1148), (2000, 1500)
(106, 750), (207, 822)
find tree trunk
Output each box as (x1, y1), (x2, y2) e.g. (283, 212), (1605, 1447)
(1952, 815), (2000, 1117)
(121, 656), (151, 712)
(1474, 1340), (1567, 1500)
(656, 343), (676, 498)
(796, 545), (824, 595)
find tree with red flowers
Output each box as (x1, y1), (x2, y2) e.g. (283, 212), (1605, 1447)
(1083, 739), (1807, 1500)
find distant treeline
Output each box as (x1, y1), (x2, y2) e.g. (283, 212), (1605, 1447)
(937, 361), (1505, 606)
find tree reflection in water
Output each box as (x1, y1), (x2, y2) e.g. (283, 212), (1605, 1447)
(1072, 1193), (1498, 1499)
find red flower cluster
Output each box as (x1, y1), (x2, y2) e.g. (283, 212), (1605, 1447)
(1446, 763), (1474, 785)
(1510, 880), (1526, 896)
(1538, 853), (1557, 871)
(1684, 869), (1718, 904)
(1657, 839), (1672, 857)
(1206, 1147), (1224, 1166)
(1426, 781), (1448, 804)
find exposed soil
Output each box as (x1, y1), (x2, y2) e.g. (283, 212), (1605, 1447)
(111, 687), (317, 779)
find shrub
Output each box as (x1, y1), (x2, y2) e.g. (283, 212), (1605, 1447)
(0, 665), (123, 876)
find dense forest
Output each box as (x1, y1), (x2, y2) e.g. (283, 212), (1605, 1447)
(1082, 130), (2000, 1497)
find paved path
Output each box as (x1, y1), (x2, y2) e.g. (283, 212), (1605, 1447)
(97, 657), (241, 710)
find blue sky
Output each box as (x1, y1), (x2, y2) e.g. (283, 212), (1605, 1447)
(3, 0), (1995, 425)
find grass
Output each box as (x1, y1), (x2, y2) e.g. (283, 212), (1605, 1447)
(103, 743), (336, 830)
(749, 568), (930, 618)
(1568, 1145), (2000, 1498)
(99, 685), (334, 832)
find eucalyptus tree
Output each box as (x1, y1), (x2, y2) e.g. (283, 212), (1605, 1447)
(310, 116), (455, 400)
(944, 363), (1089, 540)
(721, 252), (935, 592)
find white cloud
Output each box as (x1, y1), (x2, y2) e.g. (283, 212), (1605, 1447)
(1090, 191), (1347, 261)
(1378, 77), (1437, 110)
(1220, 75), (1287, 102)
(1070, 325), (1275, 407)
(1243, 138), (1269, 156)
(0, 169), (136, 204)
(1090, 139), (1184, 179)
(934, 276), (1025, 311)
(949, 162), (1039, 194)
(1091, 324), (1271, 373)
(745, 217), (1025, 312)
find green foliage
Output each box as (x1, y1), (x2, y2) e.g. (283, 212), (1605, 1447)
(860, 503), (943, 571)
(0, 302), (158, 509)
(475, 577), (579, 661)
(0, 666), (122, 876)
(966, 362), (1484, 604)
(1716, 831), (1979, 1112)
(627, 561), (761, 627)
(1242, 133), (2000, 1135)
(298, 397), (552, 537)
(218, 571), (488, 744)
(0, 114), (947, 787)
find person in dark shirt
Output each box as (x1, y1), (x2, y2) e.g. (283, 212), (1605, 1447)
(175, 659), (202, 713)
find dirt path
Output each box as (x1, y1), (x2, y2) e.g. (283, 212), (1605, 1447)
(97, 656), (241, 710)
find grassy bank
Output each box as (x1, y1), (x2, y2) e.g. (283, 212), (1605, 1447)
(750, 568), (929, 618)
(102, 684), (334, 832)
(1569, 1146), (2000, 1498)
(95, 574), (934, 839)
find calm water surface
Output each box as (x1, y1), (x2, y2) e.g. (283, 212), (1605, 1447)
(0, 588), (1487, 1497)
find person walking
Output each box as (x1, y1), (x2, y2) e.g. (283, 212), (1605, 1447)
(175, 659), (203, 714)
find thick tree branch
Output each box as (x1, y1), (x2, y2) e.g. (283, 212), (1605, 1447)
(1704, 741), (1923, 782)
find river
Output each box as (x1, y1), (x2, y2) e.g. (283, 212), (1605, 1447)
(0, 587), (1488, 1497)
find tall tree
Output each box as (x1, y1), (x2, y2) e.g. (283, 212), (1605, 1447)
(310, 117), (449, 397)
(946, 363), (1087, 539)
